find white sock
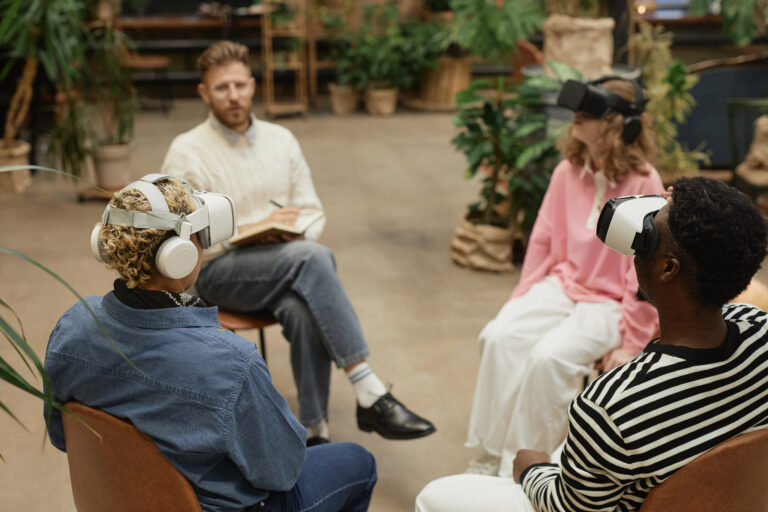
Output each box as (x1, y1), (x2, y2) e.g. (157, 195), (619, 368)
(306, 420), (330, 440)
(346, 362), (387, 408)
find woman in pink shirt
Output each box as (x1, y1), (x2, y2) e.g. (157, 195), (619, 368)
(465, 79), (664, 478)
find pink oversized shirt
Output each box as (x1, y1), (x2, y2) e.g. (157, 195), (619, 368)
(512, 159), (664, 355)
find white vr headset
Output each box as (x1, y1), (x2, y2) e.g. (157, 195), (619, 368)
(596, 195), (668, 264)
(90, 173), (236, 279)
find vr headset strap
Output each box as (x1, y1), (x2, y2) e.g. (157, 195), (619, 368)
(590, 76), (646, 115)
(104, 208), (182, 231)
(124, 179), (170, 212)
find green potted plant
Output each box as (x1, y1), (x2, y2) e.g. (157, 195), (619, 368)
(689, 0), (768, 46)
(329, 39), (366, 114)
(398, 17), (458, 110)
(323, 12), (366, 115)
(88, 23), (137, 191)
(450, 73), (566, 271)
(352, 2), (437, 115)
(0, 0), (89, 193)
(408, 0), (545, 111)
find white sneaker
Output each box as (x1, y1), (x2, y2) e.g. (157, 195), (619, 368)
(464, 452), (501, 475)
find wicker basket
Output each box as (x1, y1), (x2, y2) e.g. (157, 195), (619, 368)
(364, 88), (399, 116)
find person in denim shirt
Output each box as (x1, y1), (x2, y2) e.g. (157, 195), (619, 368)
(44, 177), (377, 512)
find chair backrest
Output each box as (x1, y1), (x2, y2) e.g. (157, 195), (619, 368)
(639, 429), (768, 512)
(61, 401), (203, 512)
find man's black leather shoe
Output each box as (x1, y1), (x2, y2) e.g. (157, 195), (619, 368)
(356, 392), (436, 440)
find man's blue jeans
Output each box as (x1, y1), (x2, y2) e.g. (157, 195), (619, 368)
(197, 241), (371, 428)
(254, 442), (377, 512)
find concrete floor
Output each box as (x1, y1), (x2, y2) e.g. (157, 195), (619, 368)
(0, 100), (519, 511)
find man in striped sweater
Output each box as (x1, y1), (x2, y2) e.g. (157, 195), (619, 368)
(417, 176), (768, 511)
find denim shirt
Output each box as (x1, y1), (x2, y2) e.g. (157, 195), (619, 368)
(44, 292), (306, 512)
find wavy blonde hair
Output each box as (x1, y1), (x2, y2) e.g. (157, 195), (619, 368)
(557, 79), (658, 183)
(197, 40), (249, 78)
(97, 179), (197, 288)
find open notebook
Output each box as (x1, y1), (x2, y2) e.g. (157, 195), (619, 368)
(228, 211), (325, 247)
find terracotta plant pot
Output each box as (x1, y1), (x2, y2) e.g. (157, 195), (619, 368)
(328, 83), (360, 115)
(92, 143), (131, 191)
(364, 88), (399, 116)
(0, 140), (32, 194)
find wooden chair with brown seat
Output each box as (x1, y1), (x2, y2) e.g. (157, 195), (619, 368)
(639, 429), (768, 512)
(217, 310), (278, 363)
(61, 401), (203, 512)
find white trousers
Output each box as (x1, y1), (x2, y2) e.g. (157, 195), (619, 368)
(465, 276), (621, 477)
(415, 444), (565, 512)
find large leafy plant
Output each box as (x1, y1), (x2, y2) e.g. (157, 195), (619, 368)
(352, 3), (440, 90)
(689, 0), (768, 46)
(452, 68), (570, 233)
(0, 165), (138, 451)
(0, 0), (89, 151)
(450, 0), (545, 60)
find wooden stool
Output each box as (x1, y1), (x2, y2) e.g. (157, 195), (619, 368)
(217, 310), (278, 363)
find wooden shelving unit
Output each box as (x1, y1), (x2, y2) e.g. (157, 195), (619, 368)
(262, 0), (309, 117)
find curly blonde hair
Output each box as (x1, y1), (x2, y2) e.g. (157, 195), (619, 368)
(557, 79), (658, 183)
(97, 179), (198, 288)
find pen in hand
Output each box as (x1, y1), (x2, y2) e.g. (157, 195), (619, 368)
(269, 199), (284, 208)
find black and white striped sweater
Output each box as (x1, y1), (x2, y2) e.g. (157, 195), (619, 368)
(521, 303), (768, 511)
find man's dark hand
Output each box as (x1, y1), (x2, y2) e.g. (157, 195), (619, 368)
(513, 449), (550, 483)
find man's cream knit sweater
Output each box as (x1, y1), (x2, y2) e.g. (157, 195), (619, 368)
(161, 113), (326, 250)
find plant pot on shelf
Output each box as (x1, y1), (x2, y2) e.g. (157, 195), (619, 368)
(364, 87), (399, 116)
(328, 83), (360, 115)
(92, 143), (131, 191)
(542, 14), (615, 80)
(0, 140), (32, 194)
(450, 211), (521, 273)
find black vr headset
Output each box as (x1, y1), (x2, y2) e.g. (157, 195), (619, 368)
(596, 195), (668, 264)
(557, 76), (648, 145)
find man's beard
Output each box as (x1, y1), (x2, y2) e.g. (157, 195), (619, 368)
(636, 288), (649, 303)
(212, 103), (251, 130)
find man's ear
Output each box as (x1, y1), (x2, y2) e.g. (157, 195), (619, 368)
(244, 75), (256, 99)
(659, 256), (681, 283)
(197, 82), (210, 105)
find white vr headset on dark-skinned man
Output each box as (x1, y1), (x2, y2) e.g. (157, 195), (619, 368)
(90, 173), (236, 279)
(596, 195), (668, 264)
